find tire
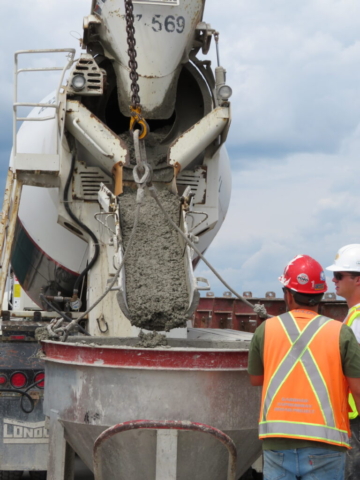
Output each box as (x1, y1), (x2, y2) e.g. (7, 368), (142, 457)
(29, 473), (47, 480)
(0, 472), (23, 480)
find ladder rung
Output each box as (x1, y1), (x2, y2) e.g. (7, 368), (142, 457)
(14, 153), (60, 172)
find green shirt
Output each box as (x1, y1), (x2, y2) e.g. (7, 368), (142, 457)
(248, 314), (360, 452)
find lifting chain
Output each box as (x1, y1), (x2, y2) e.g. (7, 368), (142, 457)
(124, 0), (140, 107)
(124, 0), (149, 139)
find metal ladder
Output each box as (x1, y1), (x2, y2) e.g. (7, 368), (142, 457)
(0, 48), (76, 308)
(13, 48), (76, 174)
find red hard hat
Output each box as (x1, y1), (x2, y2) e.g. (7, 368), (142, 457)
(279, 255), (327, 294)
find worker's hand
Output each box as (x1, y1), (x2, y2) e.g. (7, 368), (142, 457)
(249, 375), (264, 386)
(346, 376), (360, 414)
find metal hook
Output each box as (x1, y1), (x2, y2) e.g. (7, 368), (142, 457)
(129, 106), (149, 140)
(96, 314), (109, 333)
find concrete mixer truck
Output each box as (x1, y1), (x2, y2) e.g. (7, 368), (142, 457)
(0, 0), (260, 478)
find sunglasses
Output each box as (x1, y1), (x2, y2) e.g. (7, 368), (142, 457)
(333, 272), (359, 281)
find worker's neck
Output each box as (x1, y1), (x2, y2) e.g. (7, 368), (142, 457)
(284, 291), (319, 313)
(286, 296), (318, 313)
(292, 305), (318, 313)
(345, 294), (360, 309)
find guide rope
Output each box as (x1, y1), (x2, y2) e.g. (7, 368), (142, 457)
(148, 185), (270, 319)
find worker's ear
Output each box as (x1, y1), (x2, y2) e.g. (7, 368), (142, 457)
(283, 289), (291, 310)
(355, 275), (360, 287)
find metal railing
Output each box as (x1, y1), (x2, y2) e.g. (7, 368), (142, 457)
(13, 48), (76, 157)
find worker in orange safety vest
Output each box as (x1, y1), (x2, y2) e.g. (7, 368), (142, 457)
(327, 244), (360, 480)
(248, 254), (360, 480)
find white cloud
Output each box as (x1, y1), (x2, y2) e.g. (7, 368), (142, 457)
(2, 0), (360, 304)
(0, 1), (86, 166)
(198, 0), (360, 156)
(198, 123), (360, 297)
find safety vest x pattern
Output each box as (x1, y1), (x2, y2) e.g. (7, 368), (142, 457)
(344, 305), (360, 420)
(259, 311), (350, 448)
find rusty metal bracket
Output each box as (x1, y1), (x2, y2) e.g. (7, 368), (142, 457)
(93, 419), (237, 480)
(112, 163), (124, 196)
(0, 174), (22, 309)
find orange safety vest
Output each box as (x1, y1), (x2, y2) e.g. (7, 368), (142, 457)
(259, 311), (350, 448)
(344, 305), (360, 420)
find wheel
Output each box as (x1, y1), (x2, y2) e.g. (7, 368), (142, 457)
(29, 473), (47, 480)
(0, 472), (23, 480)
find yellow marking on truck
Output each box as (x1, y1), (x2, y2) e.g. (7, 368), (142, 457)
(13, 284), (21, 297)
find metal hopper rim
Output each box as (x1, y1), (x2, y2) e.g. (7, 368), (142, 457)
(41, 338), (250, 371)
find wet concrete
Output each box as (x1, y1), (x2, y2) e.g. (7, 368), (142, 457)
(68, 336), (250, 350)
(35, 326), (50, 342)
(119, 187), (189, 331)
(119, 129), (170, 168)
(136, 330), (168, 348)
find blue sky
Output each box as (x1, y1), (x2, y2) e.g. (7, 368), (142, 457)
(2, 0), (360, 298)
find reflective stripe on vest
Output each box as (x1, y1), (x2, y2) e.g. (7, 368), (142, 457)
(301, 349), (335, 427)
(262, 313), (333, 424)
(345, 306), (360, 328)
(259, 421), (349, 445)
(344, 307), (360, 420)
(348, 394), (358, 420)
(261, 312), (349, 447)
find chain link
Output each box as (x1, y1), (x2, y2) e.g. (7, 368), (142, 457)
(124, 0), (141, 106)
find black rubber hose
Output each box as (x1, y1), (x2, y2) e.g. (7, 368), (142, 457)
(21, 377), (47, 413)
(2, 369), (52, 414)
(39, 294), (91, 336)
(0, 388), (35, 414)
(63, 152), (100, 296)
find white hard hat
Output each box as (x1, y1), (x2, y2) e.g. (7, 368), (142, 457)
(326, 244), (360, 272)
